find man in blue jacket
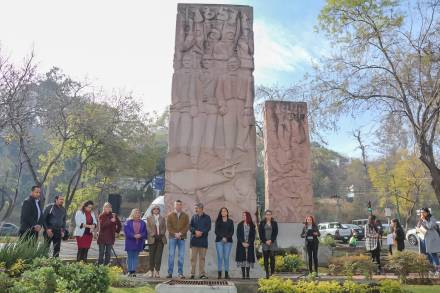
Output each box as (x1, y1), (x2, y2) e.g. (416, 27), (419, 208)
(190, 203), (211, 279)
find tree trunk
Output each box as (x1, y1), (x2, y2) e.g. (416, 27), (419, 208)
(418, 138), (440, 205)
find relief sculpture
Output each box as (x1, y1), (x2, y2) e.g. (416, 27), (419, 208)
(263, 101), (314, 223)
(166, 4), (257, 221)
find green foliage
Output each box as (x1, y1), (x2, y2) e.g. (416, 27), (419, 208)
(328, 254), (376, 280)
(0, 238), (49, 270)
(1, 257), (110, 293)
(320, 235), (336, 247)
(258, 276), (296, 293)
(258, 278), (409, 293)
(258, 254), (304, 273)
(385, 251), (432, 283)
(11, 266), (59, 293)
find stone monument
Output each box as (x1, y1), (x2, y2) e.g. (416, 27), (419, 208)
(165, 3), (257, 222)
(263, 101), (314, 248)
(160, 3), (263, 279)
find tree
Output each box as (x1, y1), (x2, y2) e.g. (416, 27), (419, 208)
(368, 150), (433, 229)
(315, 0), (440, 204)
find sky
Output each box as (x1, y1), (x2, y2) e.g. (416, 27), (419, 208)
(0, 0), (377, 158)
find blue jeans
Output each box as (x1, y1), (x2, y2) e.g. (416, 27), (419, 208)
(168, 238), (185, 275)
(127, 250), (140, 273)
(216, 241), (232, 272)
(420, 239), (440, 266)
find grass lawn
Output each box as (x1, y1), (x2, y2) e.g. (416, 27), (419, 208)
(404, 285), (440, 293)
(109, 286), (155, 293)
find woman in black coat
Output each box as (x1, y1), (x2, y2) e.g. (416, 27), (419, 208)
(300, 215), (320, 274)
(391, 218), (405, 252)
(236, 211), (256, 279)
(258, 210), (279, 279)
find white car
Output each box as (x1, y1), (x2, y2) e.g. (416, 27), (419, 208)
(405, 221), (440, 246)
(318, 222), (352, 243)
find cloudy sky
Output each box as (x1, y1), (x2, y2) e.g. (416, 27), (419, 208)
(0, 0), (375, 157)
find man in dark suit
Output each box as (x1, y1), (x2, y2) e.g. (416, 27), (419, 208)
(19, 186), (44, 240)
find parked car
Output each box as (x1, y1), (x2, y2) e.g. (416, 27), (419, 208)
(352, 219), (368, 226)
(0, 223), (19, 236)
(318, 222), (351, 243)
(405, 221), (440, 246)
(406, 228), (418, 246)
(343, 224), (365, 240)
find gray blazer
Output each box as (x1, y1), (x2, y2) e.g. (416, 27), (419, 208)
(418, 217), (440, 254)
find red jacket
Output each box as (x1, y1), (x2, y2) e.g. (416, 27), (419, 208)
(97, 212), (121, 245)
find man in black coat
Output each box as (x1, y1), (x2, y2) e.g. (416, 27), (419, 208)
(19, 186), (44, 240)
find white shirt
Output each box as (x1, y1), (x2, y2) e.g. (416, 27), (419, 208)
(35, 199), (41, 221)
(154, 214), (160, 234)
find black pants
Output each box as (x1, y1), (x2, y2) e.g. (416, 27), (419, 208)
(370, 246), (381, 269)
(77, 248), (89, 262)
(44, 230), (62, 257)
(149, 239), (164, 272)
(306, 241), (319, 273)
(98, 244), (113, 265)
(263, 250), (275, 276)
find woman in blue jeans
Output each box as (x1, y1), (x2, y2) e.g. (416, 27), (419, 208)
(124, 208), (147, 277)
(417, 207), (440, 275)
(215, 207), (234, 279)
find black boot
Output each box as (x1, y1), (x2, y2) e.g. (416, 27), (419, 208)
(218, 271), (222, 279)
(225, 271), (230, 279)
(241, 267), (246, 279)
(246, 267), (250, 279)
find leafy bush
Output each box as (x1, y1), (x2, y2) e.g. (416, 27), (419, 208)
(259, 254), (304, 273)
(56, 262), (110, 292)
(258, 278), (409, 293)
(258, 276), (295, 293)
(385, 251), (432, 283)
(0, 271), (14, 291)
(11, 266), (59, 293)
(108, 266), (124, 287)
(328, 254), (376, 280)
(0, 238), (49, 269)
(320, 235), (336, 247)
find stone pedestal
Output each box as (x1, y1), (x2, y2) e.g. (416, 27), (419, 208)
(159, 224), (264, 279)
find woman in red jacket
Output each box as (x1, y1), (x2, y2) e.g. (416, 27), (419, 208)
(97, 202), (122, 265)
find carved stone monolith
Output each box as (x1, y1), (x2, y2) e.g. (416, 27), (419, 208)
(263, 101), (314, 223)
(165, 3), (257, 222)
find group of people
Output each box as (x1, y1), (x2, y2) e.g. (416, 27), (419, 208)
(363, 208), (440, 275)
(18, 186), (283, 279)
(22, 185), (440, 278)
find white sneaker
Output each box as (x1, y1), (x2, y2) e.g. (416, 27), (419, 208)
(154, 271), (160, 278)
(145, 271), (153, 278)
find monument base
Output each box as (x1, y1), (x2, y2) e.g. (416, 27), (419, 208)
(159, 224), (264, 279)
(276, 223), (306, 249)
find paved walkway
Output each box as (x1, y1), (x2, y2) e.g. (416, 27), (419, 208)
(59, 239), (127, 260)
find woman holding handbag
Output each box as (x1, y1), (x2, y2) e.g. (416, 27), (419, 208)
(145, 205), (167, 278)
(417, 207), (440, 275)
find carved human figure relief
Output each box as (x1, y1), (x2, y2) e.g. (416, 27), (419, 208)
(166, 4), (257, 222)
(263, 101), (314, 223)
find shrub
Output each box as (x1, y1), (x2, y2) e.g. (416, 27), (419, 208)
(328, 255), (376, 280)
(259, 254), (304, 273)
(385, 251), (432, 283)
(258, 276), (295, 293)
(0, 238), (49, 269)
(108, 265), (124, 287)
(11, 266), (59, 293)
(0, 271), (14, 291)
(320, 235), (336, 247)
(57, 262), (110, 292)
(378, 279), (408, 293)
(257, 278), (409, 293)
